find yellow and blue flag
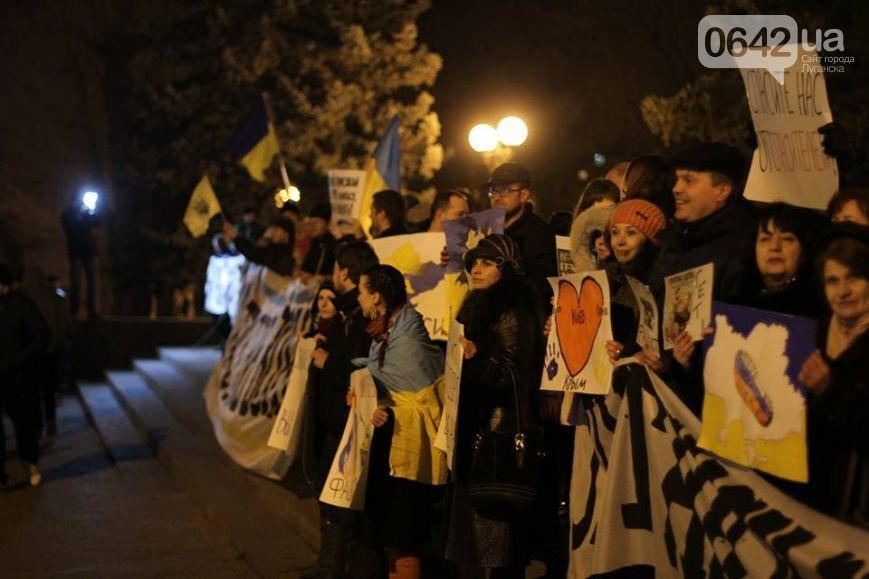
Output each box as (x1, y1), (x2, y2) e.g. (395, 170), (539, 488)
(228, 98), (280, 182)
(359, 116), (401, 235)
(184, 175), (222, 237)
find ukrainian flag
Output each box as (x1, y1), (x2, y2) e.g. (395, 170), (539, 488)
(228, 98), (280, 182)
(184, 175), (222, 237)
(359, 116), (401, 236)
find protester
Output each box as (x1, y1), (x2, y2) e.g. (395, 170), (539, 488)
(604, 161), (630, 196)
(223, 218), (296, 276)
(622, 155), (676, 218)
(738, 202), (827, 318)
(421, 190), (470, 233)
(356, 265), (446, 579)
(569, 205), (614, 272)
(572, 178), (620, 217)
(828, 188), (869, 226)
(486, 163), (557, 296)
(369, 190), (409, 239)
(445, 234), (544, 578)
(300, 202), (337, 280)
(61, 196), (100, 318)
(601, 200), (667, 369)
(0, 263), (50, 489)
(302, 241), (380, 579)
(798, 228), (868, 522)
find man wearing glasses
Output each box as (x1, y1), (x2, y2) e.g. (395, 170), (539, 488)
(486, 162), (556, 293)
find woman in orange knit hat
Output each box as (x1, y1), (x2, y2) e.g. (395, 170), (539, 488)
(602, 199), (668, 370)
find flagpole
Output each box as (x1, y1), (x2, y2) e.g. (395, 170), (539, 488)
(261, 92), (292, 192)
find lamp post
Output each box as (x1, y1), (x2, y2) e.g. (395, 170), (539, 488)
(468, 116), (527, 172)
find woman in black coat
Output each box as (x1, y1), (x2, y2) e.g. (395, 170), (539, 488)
(445, 234), (546, 579)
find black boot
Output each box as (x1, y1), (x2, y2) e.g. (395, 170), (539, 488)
(302, 513), (350, 579)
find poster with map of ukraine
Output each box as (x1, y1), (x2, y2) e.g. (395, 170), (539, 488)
(700, 301), (816, 482)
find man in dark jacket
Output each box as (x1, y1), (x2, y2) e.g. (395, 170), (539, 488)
(486, 163), (557, 296)
(369, 189), (408, 239)
(303, 240), (380, 579)
(61, 199), (100, 318)
(223, 218), (296, 277)
(648, 142), (756, 414)
(300, 202), (337, 281)
(0, 263), (50, 489)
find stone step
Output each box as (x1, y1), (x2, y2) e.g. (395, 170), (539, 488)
(158, 346), (221, 385)
(133, 358), (213, 438)
(105, 370), (316, 577)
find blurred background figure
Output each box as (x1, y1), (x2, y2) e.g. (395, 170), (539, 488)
(61, 193), (101, 319)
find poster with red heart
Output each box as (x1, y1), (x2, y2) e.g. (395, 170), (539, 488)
(541, 271), (614, 395)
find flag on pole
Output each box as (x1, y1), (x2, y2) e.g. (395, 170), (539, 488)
(359, 116), (401, 236)
(184, 175), (222, 237)
(228, 98), (280, 182)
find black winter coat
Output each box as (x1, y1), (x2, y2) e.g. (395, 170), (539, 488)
(0, 292), (50, 388)
(505, 204), (557, 300)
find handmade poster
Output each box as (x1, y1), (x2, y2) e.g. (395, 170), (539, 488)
(699, 302), (816, 481)
(442, 208), (506, 274)
(626, 276), (660, 357)
(568, 363), (869, 578)
(434, 319), (464, 469)
(541, 271), (613, 394)
(319, 368), (378, 510)
(662, 263), (713, 350)
(556, 235), (577, 276)
(203, 254), (245, 321)
(266, 337), (317, 462)
(204, 270), (317, 479)
(327, 169), (367, 225)
(739, 45), (838, 210)
(370, 232), (449, 340)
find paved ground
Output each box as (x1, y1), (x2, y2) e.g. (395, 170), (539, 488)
(0, 395), (257, 578)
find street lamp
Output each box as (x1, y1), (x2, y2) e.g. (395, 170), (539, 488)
(469, 116), (528, 171)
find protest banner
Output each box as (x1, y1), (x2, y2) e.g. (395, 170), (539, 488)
(370, 232), (450, 340)
(541, 271), (613, 395)
(556, 235), (577, 276)
(204, 268), (317, 479)
(319, 368), (378, 510)
(700, 302), (816, 482)
(434, 319), (464, 469)
(662, 263), (713, 350)
(442, 208), (506, 274)
(568, 363), (869, 577)
(739, 45), (838, 210)
(204, 254), (245, 321)
(266, 337), (317, 462)
(328, 169), (367, 225)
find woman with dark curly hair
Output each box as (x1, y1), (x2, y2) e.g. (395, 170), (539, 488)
(356, 264), (446, 579)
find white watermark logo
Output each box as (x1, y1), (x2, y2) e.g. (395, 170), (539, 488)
(698, 15), (845, 84)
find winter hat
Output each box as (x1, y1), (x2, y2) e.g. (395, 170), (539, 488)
(485, 162), (531, 189)
(463, 233), (521, 273)
(670, 142), (746, 186)
(309, 201), (332, 222)
(610, 199), (667, 244)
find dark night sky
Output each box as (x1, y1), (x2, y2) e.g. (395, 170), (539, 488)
(418, 0), (708, 211)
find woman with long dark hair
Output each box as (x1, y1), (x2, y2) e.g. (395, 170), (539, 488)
(356, 264), (446, 579)
(445, 234), (545, 578)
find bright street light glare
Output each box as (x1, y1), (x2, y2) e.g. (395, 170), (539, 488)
(288, 186), (301, 202)
(468, 124), (499, 152)
(496, 116), (528, 147)
(82, 191), (99, 213)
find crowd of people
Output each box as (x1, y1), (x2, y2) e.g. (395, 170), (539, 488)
(210, 139), (867, 578)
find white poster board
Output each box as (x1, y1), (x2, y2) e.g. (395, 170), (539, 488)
(541, 271), (613, 395)
(266, 337), (317, 460)
(626, 276), (660, 357)
(739, 45), (838, 209)
(434, 319), (464, 469)
(556, 235), (577, 276)
(319, 368), (378, 510)
(328, 169), (367, 225)
(662, 263), (713, 350)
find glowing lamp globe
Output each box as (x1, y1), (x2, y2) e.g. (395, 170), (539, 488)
(496, 116), (527, 147)
(469, 124), (498, 152)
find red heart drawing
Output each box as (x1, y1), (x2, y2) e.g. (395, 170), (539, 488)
(555, 277), (604, 376)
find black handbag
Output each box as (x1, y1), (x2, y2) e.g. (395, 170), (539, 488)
(466, 357), (544, 519)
